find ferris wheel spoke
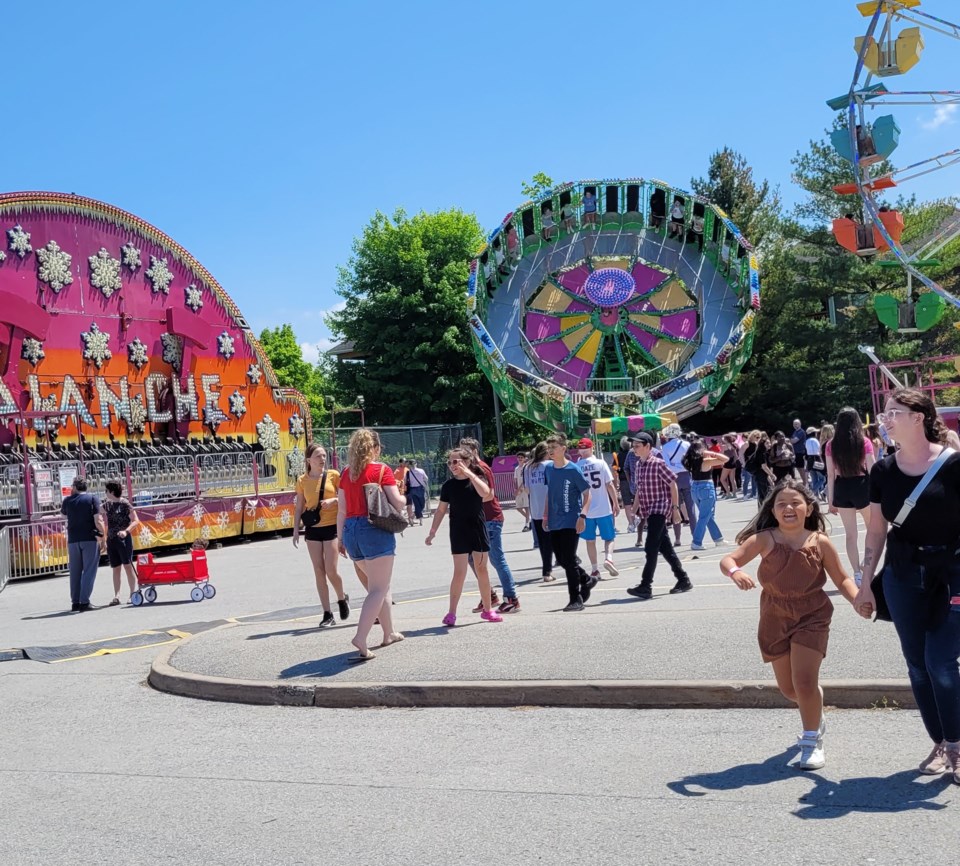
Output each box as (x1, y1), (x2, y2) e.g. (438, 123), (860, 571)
(893, 7), (960, 42)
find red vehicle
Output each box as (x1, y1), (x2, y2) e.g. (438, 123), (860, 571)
(130, 549), (216, 605)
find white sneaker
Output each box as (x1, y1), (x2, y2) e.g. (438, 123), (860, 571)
(690, 543), (707, 551)
(603, 558), (619, 577)
(793, 734), (825, 770)
(715, 537), (727, 546)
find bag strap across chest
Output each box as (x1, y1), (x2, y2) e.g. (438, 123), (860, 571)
(892, 447), (955, 529)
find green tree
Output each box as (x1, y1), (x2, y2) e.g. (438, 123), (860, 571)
(520, 172), (554, 200)
(691, 147), (782, 247)
(258, 324), (329, 427)
(327, 208), (488, 426)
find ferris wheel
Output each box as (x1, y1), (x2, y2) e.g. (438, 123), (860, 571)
(831, 0), (960, 331)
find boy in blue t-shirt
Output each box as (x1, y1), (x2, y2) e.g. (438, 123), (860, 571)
(543, 434), (596, 611)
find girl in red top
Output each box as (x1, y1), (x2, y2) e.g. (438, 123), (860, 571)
(337, 429), (406, 661)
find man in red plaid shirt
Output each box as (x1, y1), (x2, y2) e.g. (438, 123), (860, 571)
(626, 432), (693, 601)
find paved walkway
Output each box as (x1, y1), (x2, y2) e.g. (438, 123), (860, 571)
(147, 500), (914, 708)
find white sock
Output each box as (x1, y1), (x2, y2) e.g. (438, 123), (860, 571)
(802, 730), (820, 740)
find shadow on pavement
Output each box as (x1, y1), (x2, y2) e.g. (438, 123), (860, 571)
(668, 750), (949, 816)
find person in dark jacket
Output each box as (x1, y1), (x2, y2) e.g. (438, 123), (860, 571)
(60, 477), (106, 612)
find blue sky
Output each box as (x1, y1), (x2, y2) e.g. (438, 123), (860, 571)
(6, 1), (959, 360)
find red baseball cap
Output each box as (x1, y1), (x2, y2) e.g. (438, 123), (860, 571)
(577, 438), (594, 449)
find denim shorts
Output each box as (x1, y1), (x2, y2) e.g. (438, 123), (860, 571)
(342, 516), (396, 561)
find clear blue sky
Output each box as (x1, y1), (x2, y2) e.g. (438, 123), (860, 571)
(7, 1), (958, 360)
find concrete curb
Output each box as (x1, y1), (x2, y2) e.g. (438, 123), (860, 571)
(149, 631), (916, 710)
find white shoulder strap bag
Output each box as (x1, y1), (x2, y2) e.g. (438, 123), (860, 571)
(892, 447), (956, 528)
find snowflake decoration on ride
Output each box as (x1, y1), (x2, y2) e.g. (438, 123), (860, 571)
(288, 415), (305, 438)
(287, 448), (305, 478)
(229, 390), (246, 417)
(36, 538), (53, 564)
(88, 248), (122, 298)
(146, 255), (174, 294)
(233, 501), (243, 513)
(161, 333), (183, 372)
(170, 519), (187, 541)
(0, 250), (6, 263)
(256, 414), (281, 451)
(121, 243), (141, 272)
(128, 395), (147, 433)
(127, 338), (149, 370)
(255, 517), (266, 530)
(268, 497), (278, 509)
(81, 323), (112, 368)
(245, 501), (256, 516)
(7, 224), (32, 258)
(200, 524), (211, 540)
(184, 284), (203, 312)
(217, 511), (230, 529)
(21, 338), (45, 367)
(217, 331), (235, 359)
(246, 363), (262, 384)
(192, 503), (205, 524)
(279, 509), (292, 527)
(138, 525), (154, 546)
(36, 240), (73, 292)
(155, 510), (166, 523)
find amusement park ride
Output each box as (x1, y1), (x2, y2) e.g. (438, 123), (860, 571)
(0, 192), (311, 577)
(829, 0), (960, 422)
(467, 180), (760, 440)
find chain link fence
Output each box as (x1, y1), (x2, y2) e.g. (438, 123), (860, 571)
(313, 423), (482, 502)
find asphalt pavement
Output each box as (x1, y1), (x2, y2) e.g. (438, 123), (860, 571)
(2, 497), (952, 865)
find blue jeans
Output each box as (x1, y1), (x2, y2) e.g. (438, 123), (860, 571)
(68, 540), (100, 605)
(342, 516), (396, 561)
(741, 470), (755, 498)
(809, 470), (826, 498)
(691, 481), (723, 546)
(883, 554), (960, 742)
(482, 519), (516, 598)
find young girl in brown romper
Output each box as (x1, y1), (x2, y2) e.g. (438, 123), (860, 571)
(719, 479), (865, 770)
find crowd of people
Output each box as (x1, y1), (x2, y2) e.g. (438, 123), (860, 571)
(55, 388), (960, 782)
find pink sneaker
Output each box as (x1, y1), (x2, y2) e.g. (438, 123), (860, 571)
(442, 613), (456, 627)
(480, 609), (503, 623)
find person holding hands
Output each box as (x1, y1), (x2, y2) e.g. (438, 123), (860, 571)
(719, 479), (864, 771)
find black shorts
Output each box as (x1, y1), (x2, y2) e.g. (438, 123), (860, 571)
(107, 534), (133, 568)
(832, 475), (870, 510)
(795, 452), (806, 469)
(304, 523), (337, 543)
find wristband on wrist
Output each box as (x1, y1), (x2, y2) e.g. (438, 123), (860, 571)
(728, 566), (741, 578)
(578, 513), (587, 519)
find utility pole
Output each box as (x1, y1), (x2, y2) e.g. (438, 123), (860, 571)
(492, 384), (504, 456)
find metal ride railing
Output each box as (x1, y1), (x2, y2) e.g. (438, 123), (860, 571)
(0, 526), (10, 594)
(8, 518), (69, 580)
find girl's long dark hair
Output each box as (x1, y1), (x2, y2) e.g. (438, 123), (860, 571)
(682, 439), (705, 472)
(831, 407), (866, 478)
(530, 441), (548, 465)
(735, 478), (826, 545)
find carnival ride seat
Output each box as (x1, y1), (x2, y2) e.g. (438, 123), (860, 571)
(855, 26), (924, 77)
(832, 210), (904, 255)
(831, 115), (900, 165)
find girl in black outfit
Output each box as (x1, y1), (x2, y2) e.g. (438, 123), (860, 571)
(857, 389), (960, 782)
(826, 407), (876, 585)
(426, 448), (503, 626)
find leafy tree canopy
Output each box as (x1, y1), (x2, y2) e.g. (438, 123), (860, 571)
(258, 324), (330, 428)
(691, 147), (782, 248)
(326, 208), (488, 426)
(520, 172), (554, 200)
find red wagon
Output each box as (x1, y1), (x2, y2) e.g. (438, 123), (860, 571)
(130, 549), (216, 605)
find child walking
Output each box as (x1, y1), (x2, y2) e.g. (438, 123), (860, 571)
(718, 479), (866, 770)
(425, 448), (503, 626)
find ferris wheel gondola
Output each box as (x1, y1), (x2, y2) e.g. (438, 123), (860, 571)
(832, 0), (960, 330)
